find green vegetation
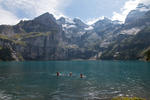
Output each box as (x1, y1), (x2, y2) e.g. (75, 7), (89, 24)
(12, 32), (51, 40)
(13, 41), (26, 46)
(0, 34), (9, 40)
(0, 45), (2, 50)
(23, 32), (51, 39)
(0, 32), (51, 46)
(0, 34), (26, 46)
(112, 97), (146, 100)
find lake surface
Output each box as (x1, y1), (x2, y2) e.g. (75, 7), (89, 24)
(0, 61), (150, 100)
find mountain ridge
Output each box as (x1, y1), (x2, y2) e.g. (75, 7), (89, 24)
(0, 3), (150, 61)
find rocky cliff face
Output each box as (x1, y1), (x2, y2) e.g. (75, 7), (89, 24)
(0, 13), (65, 60)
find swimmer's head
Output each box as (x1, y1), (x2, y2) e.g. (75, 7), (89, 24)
(69, 72), (72, 76)
(80, 73), (83, 78)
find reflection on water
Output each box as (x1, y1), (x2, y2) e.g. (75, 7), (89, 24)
(0, 61), (150, 100)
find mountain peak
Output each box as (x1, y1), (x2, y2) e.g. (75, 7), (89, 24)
(136, 3), (149, 9)
(41, 12), (50, 16)
(137, 3), (146, 8)
(34, 12), (56, 26)
(94, 17), (112, 26)
(35, 12), (53, 19)
(16, 12), (60, 33)
(57, 17), (66, 25)
(103, 17), (111, 21)
(73, 18), (82, 22)
(136, 3), (150, 12)
(125, 3), (150, 24)
(73, 18), (88, 28)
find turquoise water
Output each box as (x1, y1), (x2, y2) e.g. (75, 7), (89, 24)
(0, 61), (150, 100)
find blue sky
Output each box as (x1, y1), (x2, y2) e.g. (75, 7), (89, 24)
(63, 0), (127, 20)
(0, 0), (149, 25)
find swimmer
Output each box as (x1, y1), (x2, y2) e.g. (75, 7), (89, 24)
(69, 72), (72, 76)
(80, 73), (83, 78)
(56, 72), (60, 76)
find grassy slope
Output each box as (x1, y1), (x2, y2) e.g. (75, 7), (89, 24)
(112, 97), (145, 100)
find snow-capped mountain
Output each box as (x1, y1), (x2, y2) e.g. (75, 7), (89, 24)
(125, 3), (150, 25)
(0, 3), (150, 61)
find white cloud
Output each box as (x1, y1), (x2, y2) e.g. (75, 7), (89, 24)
(0, 0), (149, 25)
(0, 6), (19, 25)
(141, 0), (150, 4)
(112, 0), (150, 22)
(0, 0), (71, 25)
(112, 0), (140, 22)
(86, 16), (105, 25)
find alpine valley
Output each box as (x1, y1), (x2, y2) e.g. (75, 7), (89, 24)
(0, 3), (150, 61)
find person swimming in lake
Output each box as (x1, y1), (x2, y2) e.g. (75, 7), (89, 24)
(56, 72), (60, 76)
(80, 73), (83, 78)
(69, 72), (72, 76)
